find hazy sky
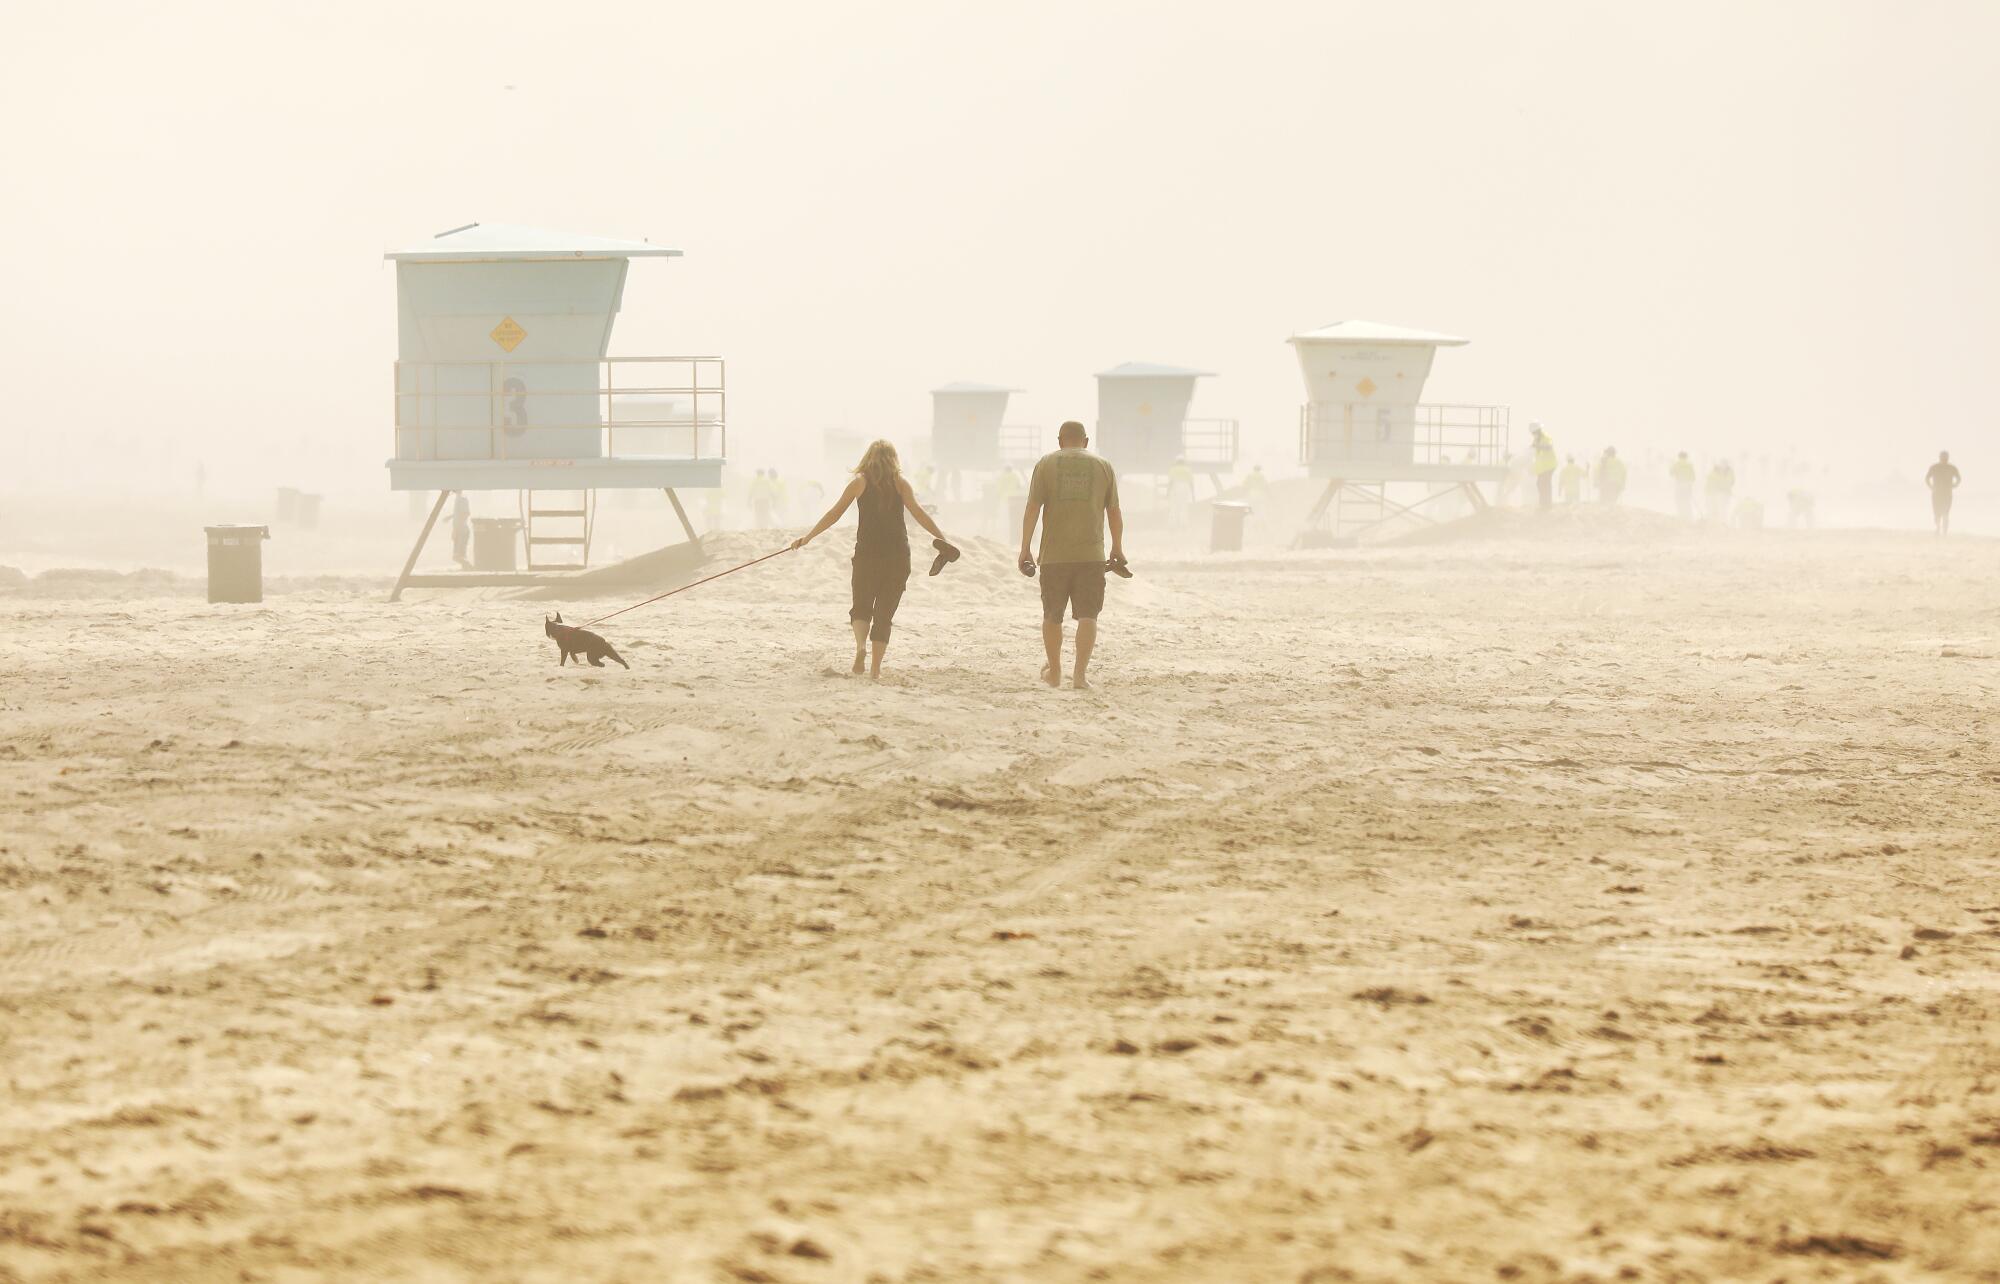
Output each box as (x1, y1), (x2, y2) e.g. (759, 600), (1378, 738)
(4, 0), (1995, 496)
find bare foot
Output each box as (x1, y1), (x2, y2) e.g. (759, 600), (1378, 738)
(1040, 664), (1060, 689)
(1071, 673), (1092, 691)
(852, 652), (866, 675)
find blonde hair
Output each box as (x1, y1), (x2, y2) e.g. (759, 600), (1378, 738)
(853, 439), (902, 494)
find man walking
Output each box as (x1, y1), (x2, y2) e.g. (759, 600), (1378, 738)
(1020, 421), (1124, 690)
(1925, 450), (1961, 535)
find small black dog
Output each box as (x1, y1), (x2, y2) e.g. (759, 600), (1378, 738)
(544, 613), (629, 669)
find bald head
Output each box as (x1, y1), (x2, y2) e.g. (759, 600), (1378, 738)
(1058, 421), (1087, 448)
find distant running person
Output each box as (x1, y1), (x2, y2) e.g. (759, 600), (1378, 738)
(1020, 421), (1124, 690)
(1925, 450), (1961, 535)
(791, 440), (953, 679)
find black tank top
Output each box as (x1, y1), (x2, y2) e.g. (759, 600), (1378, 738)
(854, 475), (909, 560)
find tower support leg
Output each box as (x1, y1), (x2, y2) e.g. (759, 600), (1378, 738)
(1305, 479), (1343, 526)
(664, 488), (699, 544)
(390, 490), (451, 603)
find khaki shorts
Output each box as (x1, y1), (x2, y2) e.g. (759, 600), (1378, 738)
(1040, 562), (1106, 622)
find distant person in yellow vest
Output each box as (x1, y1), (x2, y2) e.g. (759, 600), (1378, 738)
(749, 469), (774, 528)
(995, 463), (1024, 538)
(1670, 452), (1697, 520)
(1558, 455), (1586, 505)
(1166, 457), (1196, 531)
(1596, 447), (1627, 504)
(1244, 464), (1270, 507)
(1786, 488), (1815, 528)
(1530, 425), (1557, 511)
(769, 469), (790, 524)
(1925, 451), (1961, 535)
(1704, 459), (1735, 522)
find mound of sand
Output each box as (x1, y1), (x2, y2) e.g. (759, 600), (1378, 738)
(1390, 502), (1713, 547)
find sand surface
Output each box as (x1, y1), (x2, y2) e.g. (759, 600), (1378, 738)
(4, 514), (1999, 1282)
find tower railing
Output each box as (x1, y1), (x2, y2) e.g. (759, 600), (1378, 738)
(1182, 418), (1239, 470)
(1298, 403), (1508, 469)
(998, 423), (1044, 467)
(393, 357), (726, 462)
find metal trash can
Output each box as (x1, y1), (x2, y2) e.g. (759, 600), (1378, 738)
(1210, 501), (1252, 553)
(205, 525), (270, 603)
(471, 517), (524, 572)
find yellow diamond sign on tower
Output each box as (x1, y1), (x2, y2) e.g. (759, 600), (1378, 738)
(489, 316), (527, 353)
(1355, 376), (1377, 398)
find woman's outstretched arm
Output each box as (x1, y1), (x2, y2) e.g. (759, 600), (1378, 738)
(791, 478), (864, 550)
(898, 478), (947, 542)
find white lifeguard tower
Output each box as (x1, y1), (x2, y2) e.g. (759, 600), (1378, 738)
(930, 381), (1038, 474)
(1290, 321), (1508, 539)
(384, 222), (725, 599)
(1094, 362), (1237, 484)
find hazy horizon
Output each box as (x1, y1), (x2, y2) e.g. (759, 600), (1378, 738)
(4, 0), (1995, 514)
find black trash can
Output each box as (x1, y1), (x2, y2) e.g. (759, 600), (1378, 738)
(1210, 501), (1251, 553)
(471, 517), (524, 572)
(205, 525), (270, 603)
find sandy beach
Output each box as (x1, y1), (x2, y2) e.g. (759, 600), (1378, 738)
(4, 513), (1999, 1282)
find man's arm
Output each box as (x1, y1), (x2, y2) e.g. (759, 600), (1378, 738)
(1020, 498), (1042, 562)
(1105, 468), (1124, 560)
(1019, 460), (1045, 562)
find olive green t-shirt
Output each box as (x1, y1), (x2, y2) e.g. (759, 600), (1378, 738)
(1028, 448), (1119, 564)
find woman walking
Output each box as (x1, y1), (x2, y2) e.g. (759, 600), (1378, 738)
(791, 440), (954, 678)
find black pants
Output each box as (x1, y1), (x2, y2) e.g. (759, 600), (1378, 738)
(850, 554), (910, 642)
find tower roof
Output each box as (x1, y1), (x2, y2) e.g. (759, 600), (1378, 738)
(385, 222), (682, 263)
(1287, 320), (1468, 346)
(930, 381), (1023, 394)
(1094, 361), (1216, 379)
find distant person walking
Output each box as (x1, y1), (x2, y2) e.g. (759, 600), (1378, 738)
(1244, 464), (1270, 507)
(1167, 457), (1197, 531)
(1670, 452), (1697, 520)
(1530, 425), (1557, 511)
(750, 470), (775, 528)
(451, 492), (472, 569)
(1559, 455), (1585, 505)
(1020, 421), (1124, 691)
(791, 440), (954, 679)
(1596, 447), (1627, 504)
(1704, 459), (1735, 522)
(1925, 450), (1961, 534)
(995, 464), (1024, 539)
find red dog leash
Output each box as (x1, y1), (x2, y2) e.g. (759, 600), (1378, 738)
(582, 547), (792, 629)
